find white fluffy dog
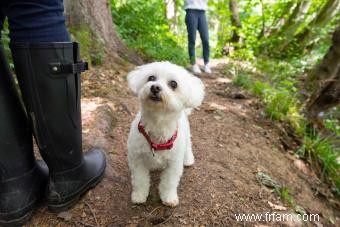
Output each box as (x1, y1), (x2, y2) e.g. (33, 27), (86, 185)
(127, 61), (205, 207)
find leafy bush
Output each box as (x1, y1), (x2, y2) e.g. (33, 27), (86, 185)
(68, 26), (104, 66)
(232, 73), (252, 89)
(233, 73), (300, 122)
(264, 90), (295, 120)
(111, 0), (187, 65)
(298, 134), (340, 191)
(325, 119), (340, 136)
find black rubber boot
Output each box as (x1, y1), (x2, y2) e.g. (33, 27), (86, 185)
(10, 42), (106, 212)
(0, 43), (48, 226)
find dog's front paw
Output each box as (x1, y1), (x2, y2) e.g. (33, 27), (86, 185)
(184, 158), (194, 167)
(184, 149), (195, 167)
(161, 194), (179, 207)
(131, 191), (147, 204)
(162, 198), (179, 207)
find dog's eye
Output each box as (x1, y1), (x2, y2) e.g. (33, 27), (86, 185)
(169, 80), (177, 90)
(148, 75), (156, 82)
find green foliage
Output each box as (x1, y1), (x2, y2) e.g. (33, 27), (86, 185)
(209, 0), (232, 57)
(232, 56), (339, 193)
(239, 77), (302, 126)
(264, 90), (296, 121)
(278, 187), (295, 207)
(323, 107), (340, 137)
(298, 133), (340, 191)
(111, 0), (338, 64)
(325, 119), (340, 136)
(229, 48), (255, 61)
(211, 0), (339, 60)
(68, 26), (104, 66)
(1, 20), (14, 70)
(111, 0), (187, 65)
(109, 0), (340, 194)
(232, 73), (252, 89)
(233, 69), (301, 123)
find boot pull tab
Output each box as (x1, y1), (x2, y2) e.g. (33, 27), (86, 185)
(48, 61), (88, 75)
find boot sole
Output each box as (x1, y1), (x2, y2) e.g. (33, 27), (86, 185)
(0, 172), (46, 227)
(0, 210), (33, 227)
(0, 198), (42, 227)
(48, 171), (104, 213)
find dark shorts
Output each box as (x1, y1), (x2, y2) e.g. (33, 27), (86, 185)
(0, 0), (69, 42)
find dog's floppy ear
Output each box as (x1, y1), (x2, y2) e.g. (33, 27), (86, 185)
(185, 75), (205, 108)
(127, 66), (145, 95)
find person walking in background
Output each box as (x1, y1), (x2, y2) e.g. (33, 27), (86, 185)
(184, 0), (211, 74)
(0, 0), (106, 225)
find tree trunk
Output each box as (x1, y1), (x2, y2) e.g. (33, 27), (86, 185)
(279, 0), (311, 35)
(229, 0), (242, 43)
(305, 26), (340, 128)
(164, 0), (178, 33)
(267, 1), (296, 36)
(275, 0), (312, 51)
(257, 0), (266, 39)
(288, 0), (340, 50)
(64, 0), (142, 64)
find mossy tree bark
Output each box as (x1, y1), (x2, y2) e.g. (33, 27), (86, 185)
(305, 26), (340, 129)
(64, 0), (142, 64)
(296, 0), (340, 45)
(277, 0), (312, 38)
(229, 0), (242, 44)
(272, 0), (312, 53)
(283, 0), (340, 52)
(267, 1), (296, 36)
(222, 0), (242, 55)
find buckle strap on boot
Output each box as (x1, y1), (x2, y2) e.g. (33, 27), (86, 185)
(49, 61), (88, 75)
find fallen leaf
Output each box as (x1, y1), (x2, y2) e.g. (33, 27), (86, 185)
(208, 102), (227, 111)
(213, 115), (222, 120)
(57, 211), (73, 221)
(293, 159), (311, 175)
(215, 77), (232, 84)
(268, 201), (287, 211)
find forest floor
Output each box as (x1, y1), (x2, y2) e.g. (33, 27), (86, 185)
(29, 59), (339, 227)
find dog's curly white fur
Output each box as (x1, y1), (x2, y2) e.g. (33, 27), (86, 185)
(127, 61), (205, 207)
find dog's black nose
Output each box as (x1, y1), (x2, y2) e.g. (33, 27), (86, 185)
(150, 85), (162, 94)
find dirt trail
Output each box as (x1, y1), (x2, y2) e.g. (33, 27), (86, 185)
(29, 60), (339, 226)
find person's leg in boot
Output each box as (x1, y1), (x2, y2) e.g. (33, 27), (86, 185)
(4, 0), (106, 212)
(0, 12), (48, 226)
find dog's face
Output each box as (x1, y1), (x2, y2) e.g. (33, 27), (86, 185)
(127, 61), (204, 112)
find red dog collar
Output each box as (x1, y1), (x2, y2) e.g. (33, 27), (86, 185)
(138, 121), (178, 152)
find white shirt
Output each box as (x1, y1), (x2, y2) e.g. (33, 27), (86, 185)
(184, 0), (208, 10)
